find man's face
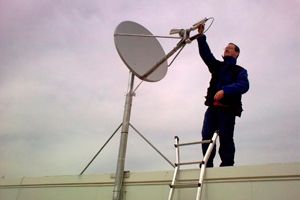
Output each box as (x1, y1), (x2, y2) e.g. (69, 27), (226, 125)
(224, 43), (239, 58)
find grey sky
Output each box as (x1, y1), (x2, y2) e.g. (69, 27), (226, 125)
(0, 0), (299, 177)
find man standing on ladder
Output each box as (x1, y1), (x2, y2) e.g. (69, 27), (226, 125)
(196, 25), (249, 167)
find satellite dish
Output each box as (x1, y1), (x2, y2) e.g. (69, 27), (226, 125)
(114, 21), (168, 82)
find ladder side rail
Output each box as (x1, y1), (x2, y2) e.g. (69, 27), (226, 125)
(175, 136), (180, 168)
(196, 131), (219, 200)
(202, 132), (218, 164)
(196, 165), (206, 200)
(168, 136), (180, 200)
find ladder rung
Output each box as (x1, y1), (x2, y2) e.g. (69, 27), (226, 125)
(175, 161), (204, 166)
(170, 182), (201, 188)
(175, 140), (212, 147)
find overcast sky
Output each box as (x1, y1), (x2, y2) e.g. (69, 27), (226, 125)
(0, 0), (299, 177)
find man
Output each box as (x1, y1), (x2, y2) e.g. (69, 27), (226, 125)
(197, 25), (249, 167)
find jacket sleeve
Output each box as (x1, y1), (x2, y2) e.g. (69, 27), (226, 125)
(197, 35), (219, 72)
(222, 68), (250, 95)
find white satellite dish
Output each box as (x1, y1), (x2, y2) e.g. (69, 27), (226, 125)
(114, 21), (168, 82)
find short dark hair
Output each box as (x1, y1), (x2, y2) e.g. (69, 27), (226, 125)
(229, 42), (240, 53)
(229, 42), (240, 58)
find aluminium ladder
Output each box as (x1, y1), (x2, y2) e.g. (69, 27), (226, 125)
(168, 131), (219, 200)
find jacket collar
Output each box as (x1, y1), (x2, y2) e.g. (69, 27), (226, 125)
(223, 56), (237, 65)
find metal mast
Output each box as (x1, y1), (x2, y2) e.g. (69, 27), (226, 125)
(112, 73), (135, 200)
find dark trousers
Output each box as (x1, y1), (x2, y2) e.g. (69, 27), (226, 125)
(201, 106), (236, 167)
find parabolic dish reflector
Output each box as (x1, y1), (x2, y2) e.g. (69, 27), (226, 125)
(114, 21), (168, 82)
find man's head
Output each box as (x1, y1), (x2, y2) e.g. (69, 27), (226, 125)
(224, 43), (240, 59)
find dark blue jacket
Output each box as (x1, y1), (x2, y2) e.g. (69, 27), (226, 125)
(197, 35), (249, 116)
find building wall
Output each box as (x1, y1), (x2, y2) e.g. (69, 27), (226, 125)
(0, 163), (299, 200)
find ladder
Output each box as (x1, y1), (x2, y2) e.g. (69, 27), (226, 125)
(168, 131), (219, 200)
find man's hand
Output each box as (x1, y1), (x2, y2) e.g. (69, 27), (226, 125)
(214, 90), (224, 101)
(198, 24), (205, 34)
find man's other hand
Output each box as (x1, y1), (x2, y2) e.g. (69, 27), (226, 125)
(214, 90), (224, 101)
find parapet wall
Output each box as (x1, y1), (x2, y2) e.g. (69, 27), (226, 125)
(0, 163), (299, 200)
